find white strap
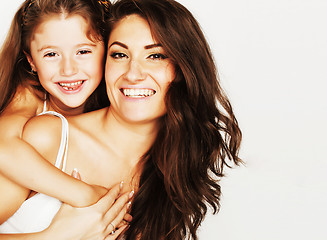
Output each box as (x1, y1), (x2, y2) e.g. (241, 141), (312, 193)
(42, 93), (47, 113)
(37, 111), (69, 171)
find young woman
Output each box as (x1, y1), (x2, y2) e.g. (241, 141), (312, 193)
(15, 0), (242, 239)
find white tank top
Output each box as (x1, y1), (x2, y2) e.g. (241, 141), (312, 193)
(0, 107), (69, 233)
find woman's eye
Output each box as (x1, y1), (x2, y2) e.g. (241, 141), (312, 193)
(78, 50), (92, 55)
(148, 53), (167, 60)
(44, 52), (57, 58)
(110, 52), (128, 59)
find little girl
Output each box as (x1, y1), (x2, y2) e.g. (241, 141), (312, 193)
(0, 0), (129, 237)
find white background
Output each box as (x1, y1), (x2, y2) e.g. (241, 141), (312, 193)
(1, 1), (327, 239)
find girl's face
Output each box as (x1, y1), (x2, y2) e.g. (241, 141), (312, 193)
(105, 14), (175, 124)
(27, 14), (105, 114)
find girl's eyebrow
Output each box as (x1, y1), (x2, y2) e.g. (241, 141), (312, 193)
(76, 43), (97, 48)
(37, 43), (97, 52)
(37, 45), (57, 52)
(108, 41), (162, 50)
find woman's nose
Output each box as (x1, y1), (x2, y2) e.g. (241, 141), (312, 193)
(124, 60), (146, 83)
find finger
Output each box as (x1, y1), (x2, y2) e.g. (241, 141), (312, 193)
(116, 213), (133, 229)
(116, 219), (128, 229)
(123, 213), (133, 223)
(96, 183), (122, 212)
(71, 168), (81, 180)
(103, 199), (130, 236)
(104, 225), (128, 240)
(103, 192), (130, 226)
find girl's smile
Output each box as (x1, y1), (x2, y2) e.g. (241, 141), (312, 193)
(27, 14), (105, 112)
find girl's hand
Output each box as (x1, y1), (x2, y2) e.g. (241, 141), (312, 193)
(44, 183), (131, 240)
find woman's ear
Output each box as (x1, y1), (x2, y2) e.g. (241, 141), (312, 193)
(24, 51), (37, 72)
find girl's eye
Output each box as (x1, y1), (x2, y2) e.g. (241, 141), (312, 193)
(110, 52), (128, 59)
(78, 50), (92, 55)
(44, 52), (58, 58)
(148, 53), (167, 60)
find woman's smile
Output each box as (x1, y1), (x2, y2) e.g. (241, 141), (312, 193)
(120, 88), (156, 98)
(105, 14), (175, 123)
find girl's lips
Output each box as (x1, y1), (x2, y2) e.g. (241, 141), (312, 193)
(120, 88), (156, 98)
(57, 80), (85, 93)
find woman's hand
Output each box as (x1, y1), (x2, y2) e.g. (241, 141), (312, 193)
(43, 183), (132, 240)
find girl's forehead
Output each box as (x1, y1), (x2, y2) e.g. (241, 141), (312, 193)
(31, 15), (96, 46)
(34, 13), (101, 41)
(38, 13), (86, 27)
(34, 15), (84, 36)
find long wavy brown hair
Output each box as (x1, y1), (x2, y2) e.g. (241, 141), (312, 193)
(109, 0), (242, 239)
(0, 0), (110, 114)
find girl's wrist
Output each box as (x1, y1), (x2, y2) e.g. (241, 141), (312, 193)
(67, 180), (96, 207)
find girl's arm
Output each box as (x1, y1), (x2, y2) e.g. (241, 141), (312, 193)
(0, 113), (106, 208)
(0, 173), (29, 224)
(0, 139), (106, 207)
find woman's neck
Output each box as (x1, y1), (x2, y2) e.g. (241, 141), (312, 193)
(102, 107), (159, 165)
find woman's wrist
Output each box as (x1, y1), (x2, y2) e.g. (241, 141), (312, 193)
(35, 229), (55, 240)
(42, 221), (77, 240)
(0, 231), (53, 240)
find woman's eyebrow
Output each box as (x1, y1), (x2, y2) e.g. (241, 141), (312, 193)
(109, 41), (128, 49)
(144, 43), (162, 49)
(108, 42), (162, 50)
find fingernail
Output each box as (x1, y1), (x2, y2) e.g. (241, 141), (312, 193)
(129, 190), (134, 199)
(127, 201), (132, 208)
(72, 168), (79, 178)
(120, 181), (124, 189)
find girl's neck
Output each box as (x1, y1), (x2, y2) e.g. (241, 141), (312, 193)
(47, 95), (85, 116)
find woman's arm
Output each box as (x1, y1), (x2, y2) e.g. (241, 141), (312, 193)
(0, 113), (106, 207)
(0, 231), (49, 240)
(0, 183), (131, 240)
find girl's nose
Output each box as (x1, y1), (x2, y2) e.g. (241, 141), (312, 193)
(60, 56), (78, 76)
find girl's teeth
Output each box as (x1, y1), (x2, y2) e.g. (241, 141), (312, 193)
(123, 89), (155, 97)
(59, 81), (83, 87)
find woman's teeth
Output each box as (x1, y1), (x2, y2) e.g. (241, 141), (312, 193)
(122, 88), (155, 98)
(58, 81), (83, 90)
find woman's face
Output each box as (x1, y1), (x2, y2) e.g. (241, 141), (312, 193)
(105, 14), (175, 124)
(28, 14), (105, 114)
